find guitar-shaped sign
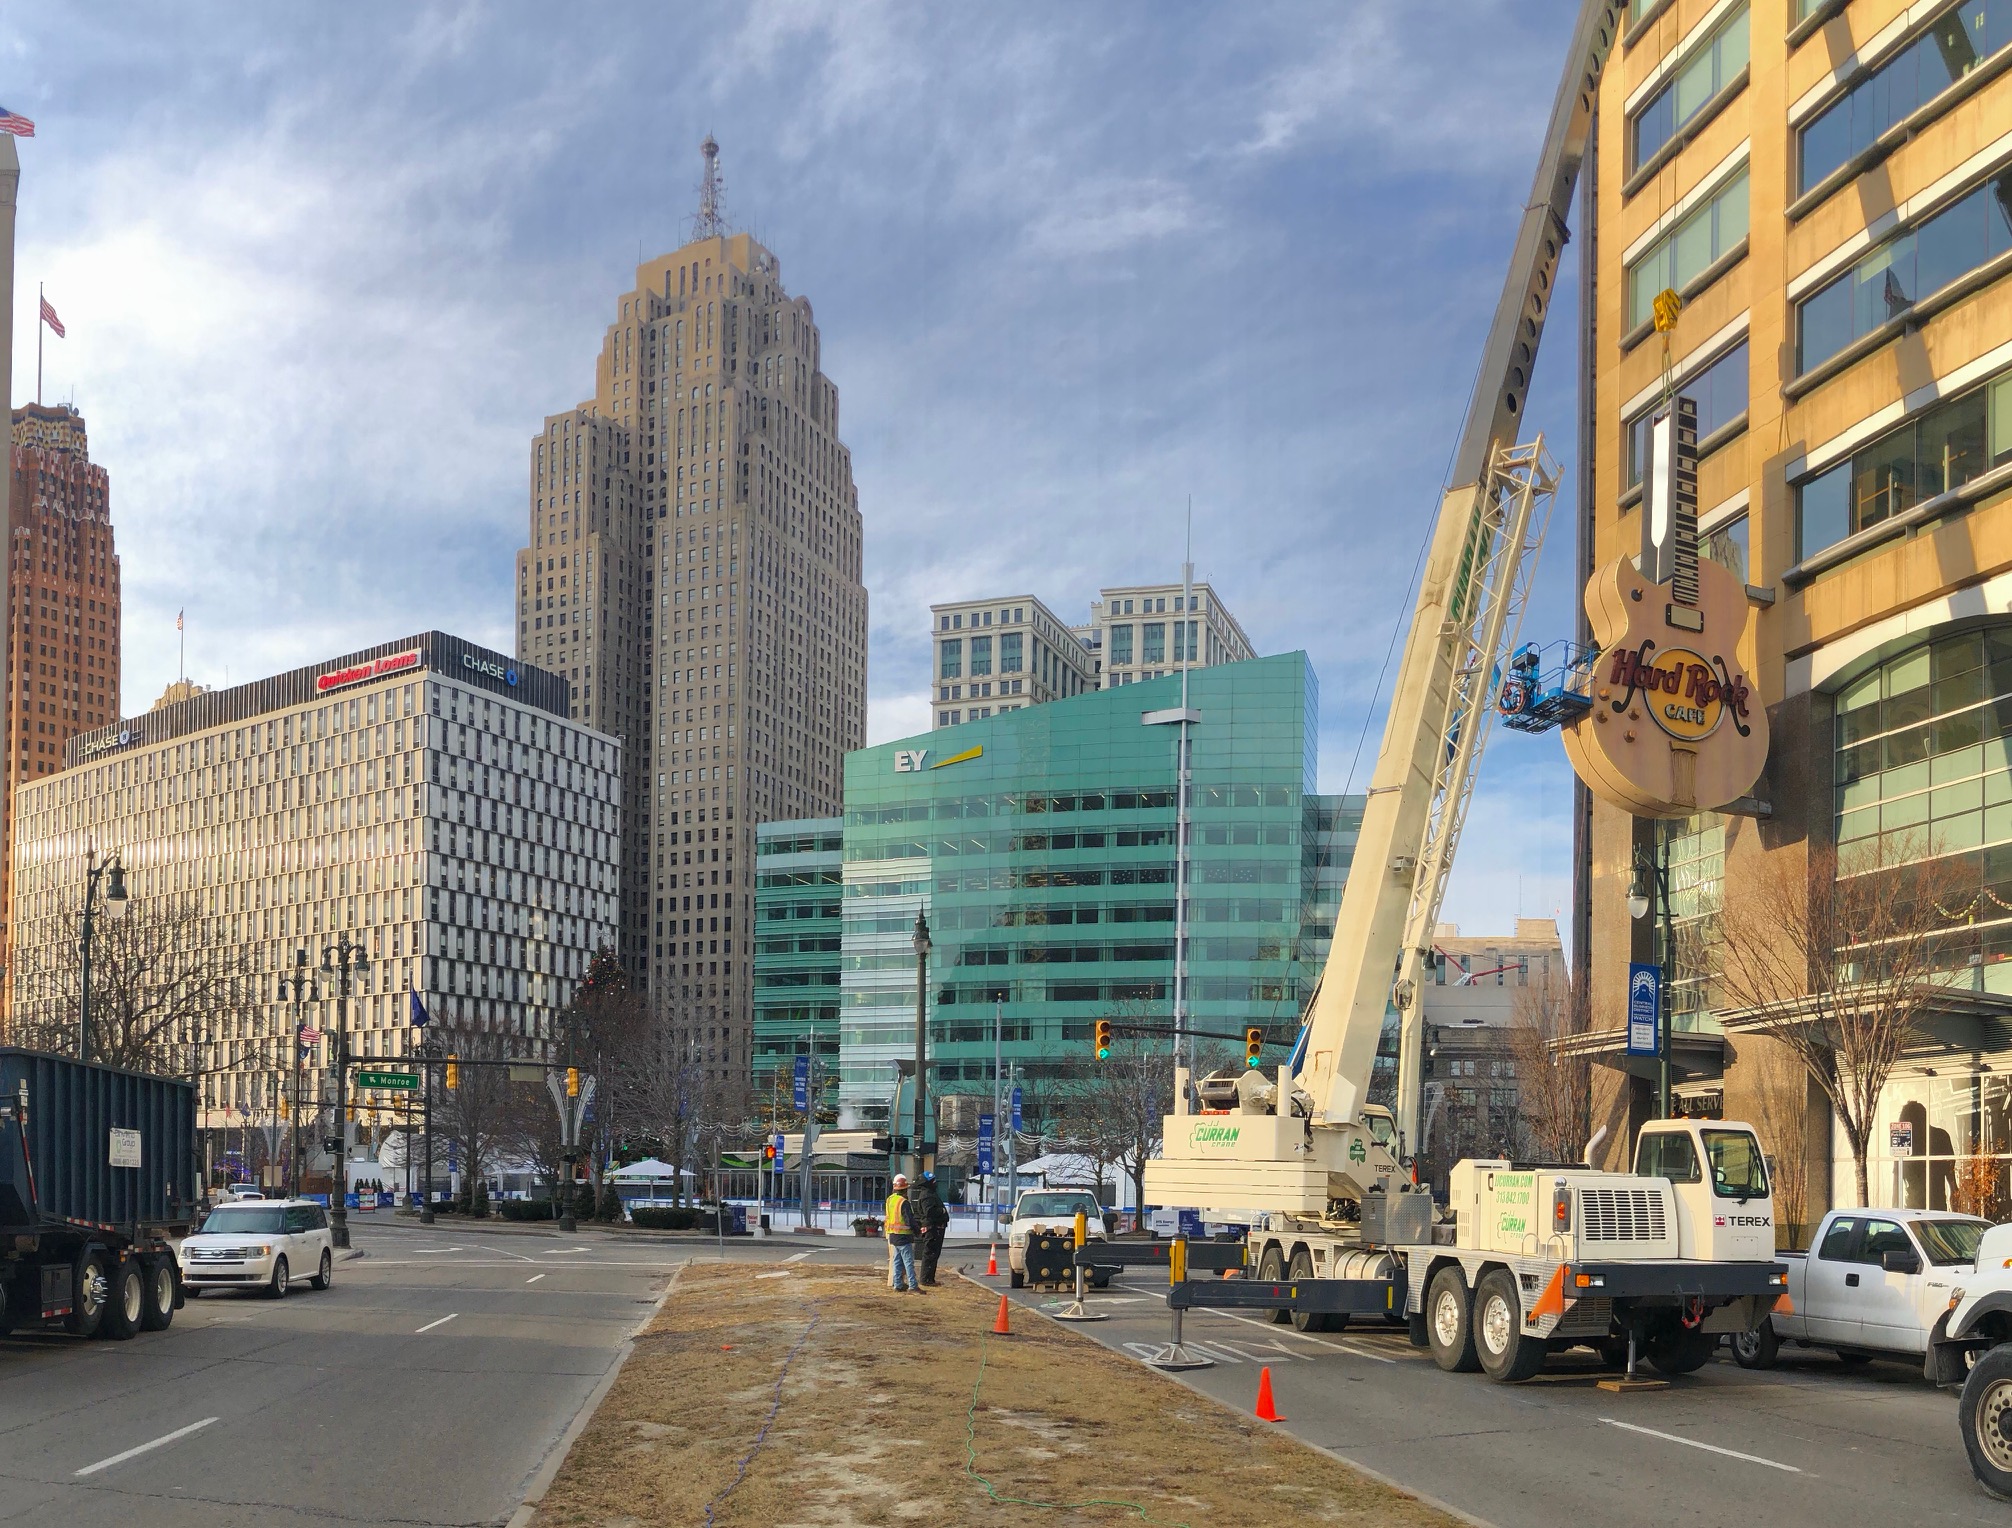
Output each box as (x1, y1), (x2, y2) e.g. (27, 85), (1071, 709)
(1561, 394), (1768, 819)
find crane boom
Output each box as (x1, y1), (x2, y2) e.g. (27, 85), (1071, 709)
(1297, 0), (1624, 1149)
(1144, 0), (1627, 1218)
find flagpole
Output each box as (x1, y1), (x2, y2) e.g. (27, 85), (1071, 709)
(36, 281), (42, 406)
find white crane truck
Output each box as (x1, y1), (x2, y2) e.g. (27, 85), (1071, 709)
(1142, 0), (1786, 1382)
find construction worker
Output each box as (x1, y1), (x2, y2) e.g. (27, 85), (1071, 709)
(911, 1171), (950, 1286)
(884, 1173), (920, 1292)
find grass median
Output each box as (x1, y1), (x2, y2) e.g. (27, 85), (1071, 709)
(531, 1261), (1456, 1527)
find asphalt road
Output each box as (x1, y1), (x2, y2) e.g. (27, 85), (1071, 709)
(982, 1269), (2006, 1528)
(0, 1218), (875, 1528)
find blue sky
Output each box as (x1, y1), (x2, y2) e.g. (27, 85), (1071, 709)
(3, 0), (1585, 940)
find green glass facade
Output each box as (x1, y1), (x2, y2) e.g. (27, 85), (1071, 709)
(751, 819), (843, 1108)
(826, 653), (1360, 1128)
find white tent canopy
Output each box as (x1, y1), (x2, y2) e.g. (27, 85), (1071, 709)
(609, 1157), (696, 1182)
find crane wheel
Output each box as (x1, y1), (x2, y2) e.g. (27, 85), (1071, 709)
(1258, 1247), (1289, 1324)
(1474, 1269), (1546, 1382)
(1426, 1266), (1479, 1373)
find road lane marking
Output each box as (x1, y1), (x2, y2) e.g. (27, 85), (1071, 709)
(1207, 1309), (1400, 1363)
(75, 1418), (219, 1476)
(1600, 1417), (1802, 1473)
(527, 1274), (546, 1284)
(785, 1252), (811, 1263)
(415, 1313), (459, 1333)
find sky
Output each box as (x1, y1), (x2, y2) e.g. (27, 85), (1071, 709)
(1, 0), (1588, 942)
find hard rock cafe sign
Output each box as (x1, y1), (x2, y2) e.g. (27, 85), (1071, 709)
(1561, 395), (1768, 819)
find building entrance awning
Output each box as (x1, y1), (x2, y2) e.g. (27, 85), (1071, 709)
(1551, 1026), (1728, 1085)
(1714, 986), (2012, 1055)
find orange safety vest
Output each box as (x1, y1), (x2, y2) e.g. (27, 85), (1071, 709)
(884, 1190), (912, 1235)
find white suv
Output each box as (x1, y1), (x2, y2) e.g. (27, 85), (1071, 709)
(180, 1199), (335, 1298)
(1006, 1189), (1114, 1288)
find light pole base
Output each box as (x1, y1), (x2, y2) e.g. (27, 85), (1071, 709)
(559, 1213), (577, 1233)
(331, 1213), (351, 1250)
(420, 1207), (436, 1226)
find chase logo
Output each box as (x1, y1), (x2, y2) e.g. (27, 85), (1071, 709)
(462, 654), (519, 686)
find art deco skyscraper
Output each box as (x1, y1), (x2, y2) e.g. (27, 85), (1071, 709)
(516, 139), (867, 1084)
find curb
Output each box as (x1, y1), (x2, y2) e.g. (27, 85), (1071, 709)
(504, 1262), (683, 1528)
(955, 1271), (1500, 1528)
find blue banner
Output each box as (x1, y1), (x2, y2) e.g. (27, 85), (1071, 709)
(1627, 962), (1662, 1056)
(977, 1112), (994, 1145)
(1010, 1086), (1022, 1134)
(977, 1141), (994, 1175)
(792, 1055), (809, 1111)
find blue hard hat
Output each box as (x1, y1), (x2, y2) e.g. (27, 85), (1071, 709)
(923, 1171), (935, 1181)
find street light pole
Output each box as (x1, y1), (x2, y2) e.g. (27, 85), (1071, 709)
(911, 911), (931, 1180)
(77, 850), (129, 1064)
(321, 934), (369, 1250)
(277, 950), (317, 1195)
(420, 1037), (438, 1225)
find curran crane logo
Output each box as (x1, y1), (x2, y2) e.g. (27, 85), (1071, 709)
(1188, 1123), (1241, 1149)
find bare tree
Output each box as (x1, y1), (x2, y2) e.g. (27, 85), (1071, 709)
(1743, 1041), (1813, 1249)
(1505, 971), (1592, 1162)
(1714, 838), (1973, 1207)
(433, 1026), (513, 1209)
(13, 891), (260, 1076)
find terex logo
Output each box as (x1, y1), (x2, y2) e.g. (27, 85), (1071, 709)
(1715, 1214), (1772, 1228)
(893, 749), (930, 773)
(1188, 1123), (1240, 1150)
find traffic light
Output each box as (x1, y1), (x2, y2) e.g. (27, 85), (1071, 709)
(1094, 1019), (1113, 1060)
(445, 1054), (459, 1090)
(566, 1066), (580, 1098)
(1245, 1027), (1264, 1068)
(762, 1143), (776, 1163)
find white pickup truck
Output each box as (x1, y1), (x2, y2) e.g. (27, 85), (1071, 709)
(1730, 1206), (1986, 1371)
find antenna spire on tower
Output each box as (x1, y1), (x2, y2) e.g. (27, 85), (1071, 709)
(695, 135), (726, 240)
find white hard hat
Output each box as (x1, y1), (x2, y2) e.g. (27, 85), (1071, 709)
(892, 1173), (909, 1187)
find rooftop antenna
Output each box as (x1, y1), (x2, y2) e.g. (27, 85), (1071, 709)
(694, 135), (726, 240)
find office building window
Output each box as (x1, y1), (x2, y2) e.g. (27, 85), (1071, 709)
(1142, 623), (1166, 664)
(1627, 168), (1749, 329)
(1796, 371), (2012, 557)
(1110, 625), (1134, 665)
(1797, 171), (2012, 374)
(1625, 340), (1750, 487)
(940, 639), (962, 679)
(1631, 4), (1749, 172)
(1001, 632), (1023, 672)
(1173, 620), (1198, 662)
(1704, 514), (1749, 584)
(970, 635), (993, 677)
(1800, 0), (2012, 195)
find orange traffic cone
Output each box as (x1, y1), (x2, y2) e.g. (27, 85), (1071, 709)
(993, 1294), (1013, 1336)
(987, 1244), (999, 1276)
(1254, 1366), (1283, 1422)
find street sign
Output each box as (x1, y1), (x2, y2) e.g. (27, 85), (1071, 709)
(793, 1055), (809, 1111)
(1625, 963), (1661, 1056)
(356, 1069), (418, 1090)
(509, 1063), (546, 1083)
(1010, 1086), (1022, 1133)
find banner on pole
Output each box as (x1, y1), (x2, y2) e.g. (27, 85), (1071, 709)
(1626, 963), (1661, 1056)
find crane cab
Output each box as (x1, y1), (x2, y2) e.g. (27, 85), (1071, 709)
(1632, 1119), (1775, 1261)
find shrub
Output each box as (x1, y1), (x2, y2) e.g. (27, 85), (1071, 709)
(597, 1181), (623, 1222)
(629, 1206), (730, 1232)
(499, 1199), (559, 1222)
(472, 1182), (490, 1217)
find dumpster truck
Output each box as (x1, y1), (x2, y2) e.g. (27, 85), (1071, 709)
(0, 1047), (197, 1339)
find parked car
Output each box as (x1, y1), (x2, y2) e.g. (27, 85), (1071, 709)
(224, 1186), (266, 1201)
(1005, 1189), (1114, 1289)
(179, 1199), (335, 1298)
(1730, 1206), (1986, 1371)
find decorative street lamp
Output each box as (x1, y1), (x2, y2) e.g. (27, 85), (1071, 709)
(911, 910), (931, 1180)
(78, 849), (130, 1064)
(1628, 839), (1675, 1119)
(321, 935), (369, 1249)
(277, 950), (318, 1196)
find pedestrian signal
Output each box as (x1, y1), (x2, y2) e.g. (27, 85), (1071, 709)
(1245, 1027), (1264, 1067)
(1094, 1019), (1113, 1060)
(763, 1143), (776, 1162)
(566, 1066), (580, 1098)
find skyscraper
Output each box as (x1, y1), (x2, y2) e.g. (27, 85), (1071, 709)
(516, 139), (867, 1083)
(2, 403), (121, 1004)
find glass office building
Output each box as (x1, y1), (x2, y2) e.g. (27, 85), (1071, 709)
(824, 653), (1360, 1127)
(751, 818), (842, 1108)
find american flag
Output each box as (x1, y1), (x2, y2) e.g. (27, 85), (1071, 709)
(0, 107), (33, 138)
(39, 296), (63, 338)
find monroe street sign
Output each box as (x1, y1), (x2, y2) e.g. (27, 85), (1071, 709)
(355, 1069), (418, 1090)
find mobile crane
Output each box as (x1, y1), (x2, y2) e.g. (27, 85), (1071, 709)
(1143, 0), (1786, 1381)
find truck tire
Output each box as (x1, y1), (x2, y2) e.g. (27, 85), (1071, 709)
(1258, 1247), (1289, 1324)
(1474, 1269), (1547, 1383)
(1960, 1344), (2012, 1500)
(1730, 1322), (1778, 1370)
(1647, 1328), (1713, 1376)
(100, 1260), (144, 1341)
(65, 1251), (110, 1338)
(1426, 1266), (1479, 1373)
(140, 1256), (177, 1331)
(1288, 1248), (1345, 1333)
